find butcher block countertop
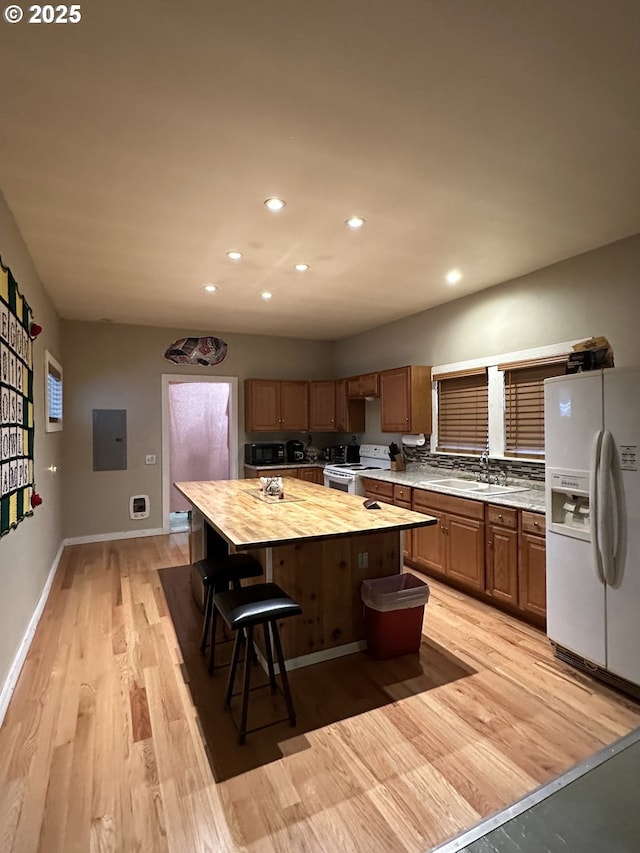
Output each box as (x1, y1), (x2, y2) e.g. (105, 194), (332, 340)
(175, 477), (436, 550)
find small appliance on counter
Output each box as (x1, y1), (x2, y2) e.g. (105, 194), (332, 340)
(330, 445), (347, 463)
(286, 439), (305, 462)
(244, 442), (285, 465)
(346, 437), (360, 463)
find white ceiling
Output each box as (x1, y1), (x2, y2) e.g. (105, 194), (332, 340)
(1, 0), (638, 341)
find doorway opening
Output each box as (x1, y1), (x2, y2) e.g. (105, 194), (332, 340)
(161, 375), (238, 534)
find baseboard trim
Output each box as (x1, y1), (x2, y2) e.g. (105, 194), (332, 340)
(0, 539), (66, 728)
(64, 527), (165, 546)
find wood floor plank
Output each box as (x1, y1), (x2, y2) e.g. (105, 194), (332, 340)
(1, 533), (638, 852)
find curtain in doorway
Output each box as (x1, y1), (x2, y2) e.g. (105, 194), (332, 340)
(168, 382), (230, 512)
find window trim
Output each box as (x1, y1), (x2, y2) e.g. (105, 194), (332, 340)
(501, 358), (569, 458)
(431, 339), (583, 460)
(436, 368), (489, 455)
(44, 350), (63, 433)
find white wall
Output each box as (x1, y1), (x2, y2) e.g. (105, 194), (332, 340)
(334, 234), (640, 442)
(0, 191), (63, 697)
(61, 320), (335, 539)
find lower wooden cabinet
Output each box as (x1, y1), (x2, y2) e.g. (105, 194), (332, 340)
(361, 477), (394, 505)
(407, 488), (546, 625)
(244, 466), (324, 483)
(485, 505), (519, 606)
(447, 512), (485, 591)
(393, 485), (413, 562)
(411, 490), (485, 592)
(298, 467), (325, 485)
(412, 508), (446, 578)
(519, 511), (547, 621)
(484, 505), (546, 623)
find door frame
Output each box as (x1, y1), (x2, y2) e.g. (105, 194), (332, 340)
(161, 374), (239, 534)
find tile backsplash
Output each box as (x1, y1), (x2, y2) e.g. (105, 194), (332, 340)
(402, 444), (545, 483)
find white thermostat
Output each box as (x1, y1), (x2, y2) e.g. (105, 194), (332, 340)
(130, 495), (150, 519)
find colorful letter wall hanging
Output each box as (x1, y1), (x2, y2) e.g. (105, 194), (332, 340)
(0, 259), (35, 537)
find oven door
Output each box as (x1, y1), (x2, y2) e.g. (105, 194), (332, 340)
(323, 468), (356, 494)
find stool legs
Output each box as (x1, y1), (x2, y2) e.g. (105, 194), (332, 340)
(223, 618), (296, 743)
(271, 620), (296, 727)
(225, 630), (243, 710)
(238, 625), (254, 745)
(208, 603), (219, 673)
(263, 623), (277, 694)
(200, 585), (213, 655)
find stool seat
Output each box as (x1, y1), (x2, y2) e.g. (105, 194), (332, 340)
(196, 554), (262, 588)
(195, 554), (263, 659)
(214, 583), (302, 630)
(212, 581), (301, 744)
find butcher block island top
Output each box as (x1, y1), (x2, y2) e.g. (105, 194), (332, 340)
(175, 477), (437, 669)
(175, 477), (435, 550)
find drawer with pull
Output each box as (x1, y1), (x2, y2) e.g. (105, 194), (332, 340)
(521, 510), (546, 537)
(361, 478), (394, 500)
(486, 505), (518, 529)
(393, 484), (412, 504)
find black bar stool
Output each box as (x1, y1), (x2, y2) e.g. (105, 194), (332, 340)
(195, 554), (262, 661)
(213, 582), (302, 744)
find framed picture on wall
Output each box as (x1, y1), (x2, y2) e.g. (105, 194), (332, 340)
(44, 350), (63, 432)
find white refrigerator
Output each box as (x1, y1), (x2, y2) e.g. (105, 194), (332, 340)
(544, 368), (640, 691)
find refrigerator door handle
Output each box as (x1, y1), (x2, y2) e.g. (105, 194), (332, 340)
(598, 430), (614, 585)
(607, 431), (626, 587)
(590, 430), (606, 584)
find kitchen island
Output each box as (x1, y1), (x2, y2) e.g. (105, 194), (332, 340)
(175, 477), (436, 669)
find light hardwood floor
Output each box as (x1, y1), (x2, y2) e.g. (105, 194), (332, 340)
(1, 535), (639, 852)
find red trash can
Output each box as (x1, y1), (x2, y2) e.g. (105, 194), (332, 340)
(361, 573), (430, 659)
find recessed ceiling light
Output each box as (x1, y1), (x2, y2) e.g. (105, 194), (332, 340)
(346, 216), (365, 229)
(203, 284), (218, 293)
(226, 251), (243, 260)
(264, 198), (286, 212)
(261, 291), (272, 300)
(294, 263), (309, 272)
(445, 269), (462, 285)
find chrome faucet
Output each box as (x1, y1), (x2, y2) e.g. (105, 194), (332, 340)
(478, 451), (490, 482)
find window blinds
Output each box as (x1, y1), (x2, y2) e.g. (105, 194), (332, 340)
(499, 356), (567, 457)
(436, 368), (488, 454)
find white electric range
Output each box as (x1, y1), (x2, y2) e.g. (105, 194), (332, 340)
(323, 444), (392, 495)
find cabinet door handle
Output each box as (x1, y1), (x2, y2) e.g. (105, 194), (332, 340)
(498, 514), (503, 520)
(488, 540), (493, 547)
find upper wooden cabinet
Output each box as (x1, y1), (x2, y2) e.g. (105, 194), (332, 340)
(309, 381), (337, 431)
(346, 372), (380, 398)
(380, 365), (432, 433)
(245, 379), (309, 432)
(335, 379), (365, 432)
(309, 379), (366, 432)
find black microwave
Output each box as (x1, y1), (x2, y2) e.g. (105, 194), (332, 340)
(244, 442), (286, 465)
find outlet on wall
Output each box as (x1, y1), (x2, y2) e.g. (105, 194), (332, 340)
(145, 454), (156, 465)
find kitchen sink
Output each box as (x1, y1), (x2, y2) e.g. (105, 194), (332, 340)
(416, 478), (530, 496)
(427, 478), (480, 490)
